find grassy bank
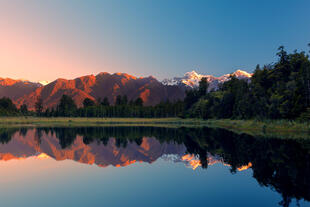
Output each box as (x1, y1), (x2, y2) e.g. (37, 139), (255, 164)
(205, 119), (309, 139)
(0, 117), (208, 129)
(0, 117), (308, 139)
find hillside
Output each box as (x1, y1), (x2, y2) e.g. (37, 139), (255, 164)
(0, 78), (42, 100)
(16, 72), (186, 109)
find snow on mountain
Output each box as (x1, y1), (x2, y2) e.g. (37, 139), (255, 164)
(162, 70), (253, 90)
(161, 153), (231, 170)
(38, 80), (50, 86)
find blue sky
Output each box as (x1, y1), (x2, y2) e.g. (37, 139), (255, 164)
(0, 0), (309, 81)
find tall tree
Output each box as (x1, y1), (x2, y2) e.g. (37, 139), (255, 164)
(0, 97), (18, 116)
(102, 97), (110, 106)
(134, 97), (143, 106)
(83, 98), (95, 108)
(122, 95), (128, 105)
(35, 97), (43, 116)
(20, 104), (28, 115)
(57, 95), (77, 117)
(115, 95), (122, 105)
(198, 77), (209, 97)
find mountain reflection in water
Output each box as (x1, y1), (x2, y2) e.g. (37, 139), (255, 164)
(0, 126), (309, 207)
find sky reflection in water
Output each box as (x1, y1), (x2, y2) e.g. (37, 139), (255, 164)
(0, 126), (308, 207)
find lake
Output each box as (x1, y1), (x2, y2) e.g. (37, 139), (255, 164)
(0, 126), (308, 207)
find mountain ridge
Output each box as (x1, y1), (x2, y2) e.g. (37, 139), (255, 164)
(15, 72), (185, 110)
(0, 70), (252, 110)
(0, 78), (42, 100)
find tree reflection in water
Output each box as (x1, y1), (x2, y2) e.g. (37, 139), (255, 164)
(0, 126), (309, 207)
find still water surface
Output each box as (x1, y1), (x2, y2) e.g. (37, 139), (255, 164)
(0, 126), (308, 207)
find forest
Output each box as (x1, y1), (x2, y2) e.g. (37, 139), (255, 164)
(184, 46), (310, 120)
(0, 46), (309, 121)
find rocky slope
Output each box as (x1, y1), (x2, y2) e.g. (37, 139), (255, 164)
(16, 72), (185, 109)
(0, 78), (42, 100)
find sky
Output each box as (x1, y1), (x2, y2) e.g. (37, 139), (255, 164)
(0, 0), (309, 82)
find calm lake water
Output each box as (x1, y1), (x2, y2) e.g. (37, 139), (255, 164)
(0, 126), (308, 207)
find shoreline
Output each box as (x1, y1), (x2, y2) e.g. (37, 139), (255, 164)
(0, 117), (308, 139)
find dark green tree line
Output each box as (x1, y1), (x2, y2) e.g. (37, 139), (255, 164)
(0, 45), (308, 120)
(184, 45), (310, 120)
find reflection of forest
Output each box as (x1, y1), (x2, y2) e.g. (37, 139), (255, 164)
(0, 126), (309, 206)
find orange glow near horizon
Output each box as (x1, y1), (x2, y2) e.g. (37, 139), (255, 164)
(0, 151), (253, 171)
(182, 154), (201, 170)
(36, 153), (51, 160)
(0, 154), (27, 161)
(115, 160), (137, 167)
(0, 153), (51, 161)
(237, 162), (252, 171)
(0, 18), (116, 82)
(182, 154), (253, 171)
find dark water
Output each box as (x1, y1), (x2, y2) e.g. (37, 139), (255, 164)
(0, 126), (309, 207)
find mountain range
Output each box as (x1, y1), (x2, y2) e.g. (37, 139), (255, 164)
(0, 128), (186, 168)
(0, 128), (252, 171)
(162, 69), (252, 90)
(0, 70), (252, 110)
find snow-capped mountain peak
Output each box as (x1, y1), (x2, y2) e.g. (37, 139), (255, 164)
(184, 70), (200, 79)
(181, 70), (207, 87)
(232, 70), (252, 78)
(162, 69), (253, 90)
(38, 80), (50, 86)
